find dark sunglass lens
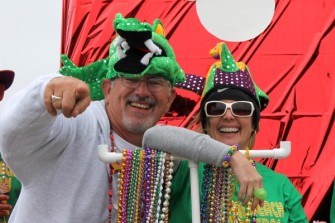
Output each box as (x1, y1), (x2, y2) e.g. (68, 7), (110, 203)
(232, 102), (252, 116)
(207, 102), (226, 116)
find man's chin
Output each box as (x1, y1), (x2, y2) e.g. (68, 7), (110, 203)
(123, 117), (156, 134)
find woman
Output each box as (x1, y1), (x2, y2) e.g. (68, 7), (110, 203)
(169, 42), (308, 222)
(192, 42), (308, 222)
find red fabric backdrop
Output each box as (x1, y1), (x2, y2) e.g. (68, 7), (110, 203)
(61, 0), (335, 220)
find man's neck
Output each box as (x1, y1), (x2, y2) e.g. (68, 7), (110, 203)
(111, 127), (143, 147)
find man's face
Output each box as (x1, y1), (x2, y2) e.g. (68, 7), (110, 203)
(102, 75), (176, 134)
(0, 83), (5, 101)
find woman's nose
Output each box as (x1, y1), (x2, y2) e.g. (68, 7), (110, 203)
(223, 108), (235, 119)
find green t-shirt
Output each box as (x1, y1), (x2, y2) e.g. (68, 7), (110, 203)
(0, 156), (21, 223)
(169, 161), (308, 223)
(331, 181), (335, 223)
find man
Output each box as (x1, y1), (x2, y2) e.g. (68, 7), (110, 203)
(0, 70), (21, 223)
(0, 14), (185, 223)
(0, 15), (262, 223)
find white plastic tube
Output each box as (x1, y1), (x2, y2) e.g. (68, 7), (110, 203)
(239, 141), (291, 159)
(188, 160), (200, 223)
(97, 142), (291, 163)
(97, 144), (123, 163)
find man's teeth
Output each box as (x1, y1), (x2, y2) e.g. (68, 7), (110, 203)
(130, 102), (150, 109)
(219, 127), (239, 133)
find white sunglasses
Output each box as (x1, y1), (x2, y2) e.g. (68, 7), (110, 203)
(205, 101), (255, 117)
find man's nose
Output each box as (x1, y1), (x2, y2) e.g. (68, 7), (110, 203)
(135, 80), (150, 94)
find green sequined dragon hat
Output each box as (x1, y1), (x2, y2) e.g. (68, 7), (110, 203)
(59, 13), (185, 100)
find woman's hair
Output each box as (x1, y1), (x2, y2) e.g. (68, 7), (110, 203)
(187, 110), (203, 133)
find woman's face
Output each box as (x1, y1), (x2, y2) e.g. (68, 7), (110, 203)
(205, 99), (254, 149)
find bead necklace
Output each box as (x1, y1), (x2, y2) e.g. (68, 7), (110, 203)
(161, 153), (174, 223)
(108, 133), (118, 223)
(0, 159), (12, 223)
(134, 149), (144, 222)
(0, 160), (11, 195)
(117, 147), (173, 223)
(127, 149), (141, 223)
(201, 146), (257, 223)
(117, 149), (127, 223)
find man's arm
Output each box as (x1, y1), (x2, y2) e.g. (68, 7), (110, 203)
(0, 74), (91, 183)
